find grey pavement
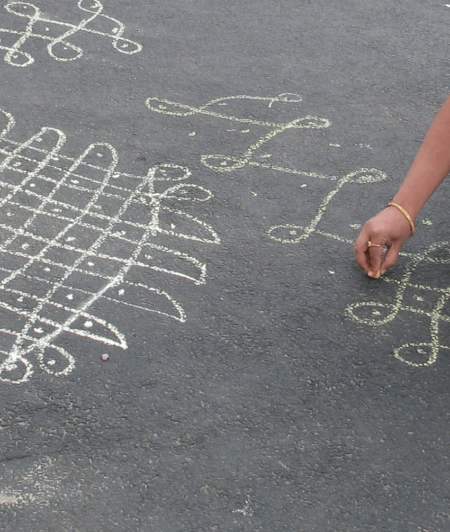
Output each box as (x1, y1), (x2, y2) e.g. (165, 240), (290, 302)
(0, 1), (449, 531)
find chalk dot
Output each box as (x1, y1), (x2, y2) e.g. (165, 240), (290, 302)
(112, 28), (119, 34)
(47, 360), (56, 366)
(44, 267), (51, 272)
(372, 310), (382, 316)
(328, 270), (335, 275)
(300, 184), (308, 188)
(241, 129), (250, 133)
(87, 261), (94, 267)
(17, 296), (24, 302)
(34, 327), (44, 333)
(66, 294), (74, 300)
(21, 243), (30, 249)
(188, 131), (196, 136)
(289, 230), (297, 236)
(6, 212), (13, 217)
(71, 179), (80, 184)
(7, 363), (17, 370)
(159, 104), (167, 110)
(84, 320), (93, 328)
(66, 236), (76, 242)
(97, 152), (103, 157)
(29, 183), (36, 188)
(36, 137), (43, 142)
(417, 348), (427, 355)
(101, 353), (110, 361)
(45, 27), (50, 31)
(415, 295), (424, 302)
(118, 289), (125, 295)
(13, 161), (21, 167)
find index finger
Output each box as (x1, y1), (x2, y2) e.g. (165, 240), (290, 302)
(367, 244), (387, 278)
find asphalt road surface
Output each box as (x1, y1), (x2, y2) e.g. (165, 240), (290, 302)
(0, 1), (449, 531)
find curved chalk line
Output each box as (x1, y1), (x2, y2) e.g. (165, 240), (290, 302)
(0, 0), (142, 67)
(145, 92), (449, 368)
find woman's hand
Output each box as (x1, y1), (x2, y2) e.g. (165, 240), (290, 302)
(354, 206), (413, 278)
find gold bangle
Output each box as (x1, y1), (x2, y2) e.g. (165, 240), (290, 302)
(387, 202), (416, 235)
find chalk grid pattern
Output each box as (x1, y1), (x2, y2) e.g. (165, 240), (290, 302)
(0, 0), (142, 67)
(0, 108), (220, 383)
(146, 92), (450, 367)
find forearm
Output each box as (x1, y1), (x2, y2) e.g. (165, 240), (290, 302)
(392, 94), (450, 220)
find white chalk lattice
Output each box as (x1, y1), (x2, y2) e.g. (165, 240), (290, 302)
(0, 0), (142, 67)
(0, 108), (219, 383)
(146, 92), (449, 367)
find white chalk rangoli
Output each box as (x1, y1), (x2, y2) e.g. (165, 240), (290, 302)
(345, 242), (450, 368)
(146, 92), (449, 368)
(0, 0), (142, 67)
(0, 108), (219, 383)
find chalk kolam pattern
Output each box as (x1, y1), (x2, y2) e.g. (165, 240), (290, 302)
(0, 108), (219, 383)
(346, 242), (450, 368)
(0, 0), (142, 67)
(146, 92), (448, 368)
(146, 93), (331, 176)
(270, 184), (449, 367)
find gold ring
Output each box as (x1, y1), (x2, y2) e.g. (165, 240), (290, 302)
(367, 240), (384, 249)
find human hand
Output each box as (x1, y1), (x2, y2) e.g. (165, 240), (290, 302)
(354, 206), (413, 278)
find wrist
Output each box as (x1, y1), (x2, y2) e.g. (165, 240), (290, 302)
(387, 201), (416, 235)
(391, 200), (421, 221)
(391, 188), (426, 221)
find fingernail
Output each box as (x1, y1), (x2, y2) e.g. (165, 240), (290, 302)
(367, 270), (375, 278)
(374, 271), (381, 279)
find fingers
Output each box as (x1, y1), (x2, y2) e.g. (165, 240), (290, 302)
(381, 242), (402, 275)
(367, 243), (387, 279)
(354, 207), (411, 279)
(354, 231), (370, 273)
